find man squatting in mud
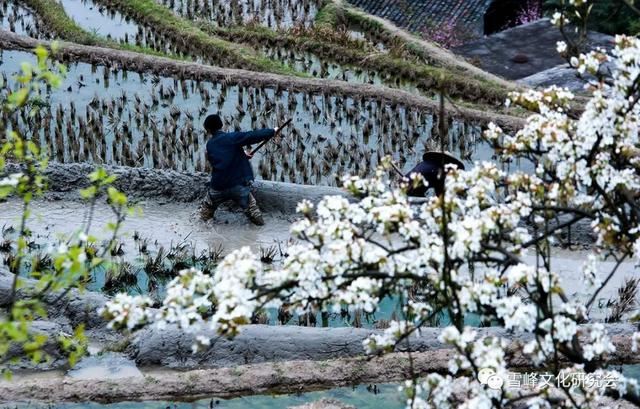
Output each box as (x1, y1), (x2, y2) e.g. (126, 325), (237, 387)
(199, 114), (280, 226)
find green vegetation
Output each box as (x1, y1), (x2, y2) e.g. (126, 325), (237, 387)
(92, 0), (300, 75)
(18, 0), (190, 60)
(0, 47), (133, 375)
(20, 0), (514, 105)
(200, 22), (510, 105)
(342, 8), (432, 63)
(18, 0), (520, 108)
(315, 0), (343, 29)
(19, 0), (102, 45)
(339, 2), (518, 90)
(20, 0), (300, 76)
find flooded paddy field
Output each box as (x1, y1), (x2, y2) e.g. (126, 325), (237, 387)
(1, 2), (637, 409)
(0, 48), (499, 186)
(0, 191), (626, 325)
(58, 0), (187, 56)
(0, 0), (46, 38)
(258, 44), (421, 92)
(0, 194), (403, 327)
(59, 0), (140, 42)
(157, 0), (323, 30)
(0, 196), (293, 252)
(5, 0), (448, 90)
(50, 0), (331, 76)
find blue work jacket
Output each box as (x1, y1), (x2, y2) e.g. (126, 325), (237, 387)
(206, 128), (275, 190)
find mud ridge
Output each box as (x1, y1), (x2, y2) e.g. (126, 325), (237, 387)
(2, 161), (349, 214)
(0, 30), (526, 132)
(2, 161), (596, 243)
(0, 323), (637, 403)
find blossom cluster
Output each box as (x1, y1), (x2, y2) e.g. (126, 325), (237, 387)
(102, 35), (640, 408)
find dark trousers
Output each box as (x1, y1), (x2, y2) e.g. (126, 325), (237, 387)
(200, 183), (264, 225)
(207, 184), (252, 210)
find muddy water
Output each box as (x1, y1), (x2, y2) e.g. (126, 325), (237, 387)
(0, 196), (400, 326)
(67, 353), (143, 380)
(0, 197), (294, 252)
(0, 196), (630, 321)
(0, 49), (492, 186)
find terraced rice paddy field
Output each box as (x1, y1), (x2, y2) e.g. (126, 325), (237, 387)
(0, 0), (524, 186)
(1, 48), (494, 185)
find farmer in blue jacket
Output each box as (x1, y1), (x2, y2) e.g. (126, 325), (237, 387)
(199, 114), (278, 225)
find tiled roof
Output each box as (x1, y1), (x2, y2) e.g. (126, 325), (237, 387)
(347, 0), (493, 33)
(453, 19), (614, 80)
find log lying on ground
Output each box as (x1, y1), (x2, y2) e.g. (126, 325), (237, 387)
(0, 30), (525, 132)
(0, 324), (638, 403)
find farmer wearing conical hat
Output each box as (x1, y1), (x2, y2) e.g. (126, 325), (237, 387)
(405, 151), (465, 197)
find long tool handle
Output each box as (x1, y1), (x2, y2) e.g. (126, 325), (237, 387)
(249, 118), (293, 156)
(390, 161), (404, 177)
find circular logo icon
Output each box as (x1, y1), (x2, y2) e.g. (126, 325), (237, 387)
(478, 368), (495, 385)
(487, 374), (505, 390)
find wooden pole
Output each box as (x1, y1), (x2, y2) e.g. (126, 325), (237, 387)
(249, 118), (292, 156)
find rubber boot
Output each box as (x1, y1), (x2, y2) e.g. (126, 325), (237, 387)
(199, 198), (217, 221)
(245, 193), (265, 226)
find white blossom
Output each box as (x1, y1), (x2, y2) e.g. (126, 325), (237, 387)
(99, 293), (153, 330)
(101, 34), (640, 408)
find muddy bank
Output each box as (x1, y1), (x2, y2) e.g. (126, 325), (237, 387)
(3, 161), (596, 245)
(0, 269), (476, 370)
(1, 325), (638, 403)
(129, 324), (443, 369)
(5, 263), (638, 374)
(0, 267), (120, 369)
(0, 268), (109, 330)
(0, 30), (525, 132)
(127, 323), (638, 370)
(3, 161), (347, 214)
(0, 352), (442, 403)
